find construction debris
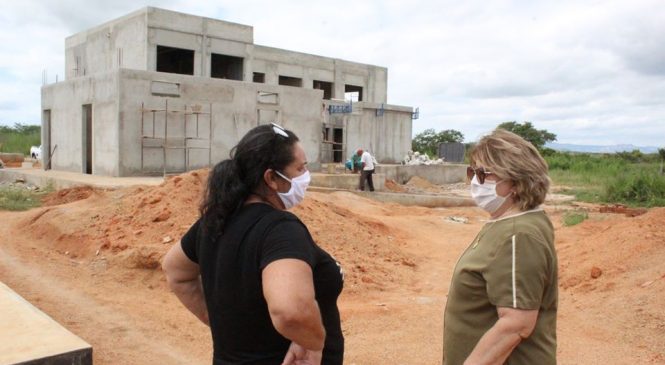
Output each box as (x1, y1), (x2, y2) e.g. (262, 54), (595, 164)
(445, 216), (469, 224)
(402, 151), (446, 166)
(599, 204), (648, 217)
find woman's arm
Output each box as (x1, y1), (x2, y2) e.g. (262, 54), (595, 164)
(463, 307), (538, 365)
(162, 242), (209, 326)
(262, 258), (325, 351)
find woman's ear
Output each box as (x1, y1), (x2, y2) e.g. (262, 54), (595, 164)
(263, 169), (280, 191)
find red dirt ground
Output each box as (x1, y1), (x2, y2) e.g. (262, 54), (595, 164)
(0, 169), (663, 364)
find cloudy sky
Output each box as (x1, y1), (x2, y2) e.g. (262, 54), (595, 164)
(1, 0), (664, 146)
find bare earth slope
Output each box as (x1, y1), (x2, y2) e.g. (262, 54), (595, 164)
(0, 170), (663, 364)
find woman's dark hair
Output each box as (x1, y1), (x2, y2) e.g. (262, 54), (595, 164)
(200, 124), (299, 235)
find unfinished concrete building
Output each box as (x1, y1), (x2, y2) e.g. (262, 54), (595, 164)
(41, 7), (414, 176)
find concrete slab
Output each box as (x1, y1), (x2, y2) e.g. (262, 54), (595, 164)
(0, 168), (163, 190)
(309, 186), (475, 208)
(376, 164), (467, 185)
(0, 281), (92, 365)
(310, 172), (385, 191)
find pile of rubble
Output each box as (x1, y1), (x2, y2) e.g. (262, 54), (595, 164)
(402, 151), (445, 166)
(0, 179), (42, 191)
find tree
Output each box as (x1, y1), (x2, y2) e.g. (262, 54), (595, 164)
(412, 128), (464, 157)
(496, 121), (556, 150)
(659, 148), (665, 175)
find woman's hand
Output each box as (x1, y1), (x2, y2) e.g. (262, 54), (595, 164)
(282, 342), (322, 365)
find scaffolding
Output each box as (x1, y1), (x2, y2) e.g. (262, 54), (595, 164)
(140, 100), (213, 176)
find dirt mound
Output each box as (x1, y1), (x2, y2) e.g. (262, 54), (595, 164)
(556, 208), (665, 357)
(405, 176), (436, 189)
(293, 192), (415, 292)
(0, 153), (23, 163)
(558, 208), (665, 290)
(16, 168), (414, 293)
(42, 186), (96, 206)
(384, 179), (407, 193)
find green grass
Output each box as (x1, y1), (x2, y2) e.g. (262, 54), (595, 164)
(562, 210), (589, 226)
(547, 152), (665, 207)
(0, 186), (45, 211)
(0, 124), (41, 155)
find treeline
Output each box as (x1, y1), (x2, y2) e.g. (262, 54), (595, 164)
(412, 121), (665, 207)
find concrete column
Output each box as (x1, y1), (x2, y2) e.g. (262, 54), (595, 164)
(333, 60), (345, 100)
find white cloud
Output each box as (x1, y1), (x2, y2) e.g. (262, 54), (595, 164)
(1, 0), (664, 147)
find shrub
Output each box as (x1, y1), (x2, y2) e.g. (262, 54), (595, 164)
(604, 173), (665, 207)
(0, 123), (41, 155)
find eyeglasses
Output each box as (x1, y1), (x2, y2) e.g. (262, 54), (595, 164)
(467, 166), (494, 184)
(271, 122), (289, 138)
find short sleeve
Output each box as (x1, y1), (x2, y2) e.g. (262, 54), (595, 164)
(485, 232), (552, 310)
(180, 219), (201, 263)
(259, 219), (316, 270)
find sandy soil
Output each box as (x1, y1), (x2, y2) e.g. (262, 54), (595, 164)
(0, 169), (664, 364)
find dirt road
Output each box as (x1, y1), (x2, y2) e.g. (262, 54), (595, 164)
(1, 174), (663, 364)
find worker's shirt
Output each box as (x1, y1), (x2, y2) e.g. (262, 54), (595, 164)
(443, 209), (558, 365)
(361, 152), (374, 171)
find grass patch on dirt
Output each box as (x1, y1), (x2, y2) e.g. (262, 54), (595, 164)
(0, 186), (49, 211)
(562, 210), (589, 227)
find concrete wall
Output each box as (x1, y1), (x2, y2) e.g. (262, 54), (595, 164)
(65, 9), (148, 79)
(252, 46), (387, 103)
(375, 164), (467, 185)
(325, 102), (412, 164)
(147, 7), (253, 43)
(52, 7), (411, 177)
(41, 71), (120, 176)
(116, 69), (324, 176)
(310, 173), (385, 191)
(65, 7), (388, 103)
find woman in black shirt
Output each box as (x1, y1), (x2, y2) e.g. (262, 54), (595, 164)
(163, 123), (344, 365)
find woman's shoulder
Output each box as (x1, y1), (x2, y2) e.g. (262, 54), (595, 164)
(491, 209), (554, 244)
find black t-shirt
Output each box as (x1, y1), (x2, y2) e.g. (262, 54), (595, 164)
(181, 203), (344, 365)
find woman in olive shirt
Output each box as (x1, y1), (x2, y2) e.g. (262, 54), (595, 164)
(443, 129), (558, 365)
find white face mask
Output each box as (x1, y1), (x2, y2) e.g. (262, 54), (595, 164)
(470, 175), (507, 214)
(274, 170), (310, 209)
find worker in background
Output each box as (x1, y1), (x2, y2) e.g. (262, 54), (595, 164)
(351, 149), (363, 173)
(357, 148), (375, 192)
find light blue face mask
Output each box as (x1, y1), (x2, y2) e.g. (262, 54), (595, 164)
(274, 170), (311, 209)
(470, 175), (507, 214)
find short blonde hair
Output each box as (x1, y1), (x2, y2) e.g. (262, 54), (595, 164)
(470, 129), (550, 210)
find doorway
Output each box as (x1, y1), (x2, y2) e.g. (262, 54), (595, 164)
(43, 109), (51, 170)
(333, 128), (344, 163)
(82, 104), (92, 174)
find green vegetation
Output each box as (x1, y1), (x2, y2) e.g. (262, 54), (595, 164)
(412, 128), (464, 157)
(497, 121), (557, 151)
(0, 123), (41, 155)
(0, 186), (45, 211)
(546, 151), (665, 207)
(562, 210), (589, 226)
